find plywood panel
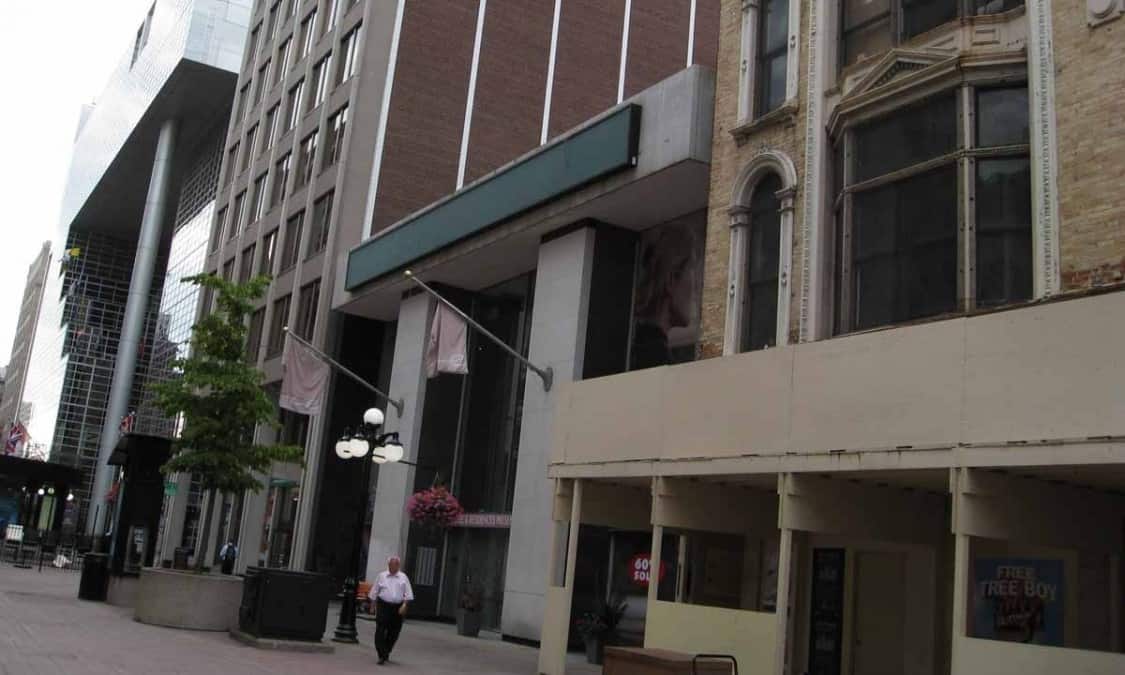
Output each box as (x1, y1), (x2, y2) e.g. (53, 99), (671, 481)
(645, 600), (777, 675)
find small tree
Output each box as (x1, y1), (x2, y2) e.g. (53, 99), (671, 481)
(154, 273), (304, 572)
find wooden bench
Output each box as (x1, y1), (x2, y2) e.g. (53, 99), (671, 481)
(603, 647), (736, 675)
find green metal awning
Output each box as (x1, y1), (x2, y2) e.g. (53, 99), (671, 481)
(346, 104), (642, 291)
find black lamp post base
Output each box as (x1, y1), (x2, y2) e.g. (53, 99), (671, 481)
(332, 576), (360, 643)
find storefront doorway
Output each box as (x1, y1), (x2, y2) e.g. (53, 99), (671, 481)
(852, 551), (907, 675)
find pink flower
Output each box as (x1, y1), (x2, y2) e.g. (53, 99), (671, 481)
(406, 486), (464, 528)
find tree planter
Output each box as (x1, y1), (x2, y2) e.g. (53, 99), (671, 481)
(456, 609), (482, 637)
(134, 568), (242, 631)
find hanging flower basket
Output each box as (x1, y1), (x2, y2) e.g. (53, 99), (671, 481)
(406, 486), (464, 529)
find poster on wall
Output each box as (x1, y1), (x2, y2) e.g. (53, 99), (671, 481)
(972, 558), (1064, 646)
(630, 214), (706, 369)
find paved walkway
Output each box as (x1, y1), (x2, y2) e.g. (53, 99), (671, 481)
(0, 566), (598, 675)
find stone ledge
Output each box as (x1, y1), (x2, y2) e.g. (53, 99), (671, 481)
(729, 102), (800, 143)
(134, 568), (242, 631)
(229, 628), (336, 653)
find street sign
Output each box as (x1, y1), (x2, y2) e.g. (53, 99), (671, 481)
(163, 481), (177, 497)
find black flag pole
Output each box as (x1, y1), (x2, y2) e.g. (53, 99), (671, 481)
(404, 270), (553, 391)
(283, 327), (405, 416)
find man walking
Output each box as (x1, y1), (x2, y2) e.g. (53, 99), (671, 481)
(368, 555), (414, 665)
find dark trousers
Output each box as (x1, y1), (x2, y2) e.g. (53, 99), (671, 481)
(374, 599), (404, 659)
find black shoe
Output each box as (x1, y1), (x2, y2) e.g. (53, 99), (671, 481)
(378, 657), (387, 665)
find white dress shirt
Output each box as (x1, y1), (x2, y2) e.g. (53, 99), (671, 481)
(369, 570), (415, 604)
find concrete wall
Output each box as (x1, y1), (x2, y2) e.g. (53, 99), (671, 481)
(645, 600), (777, 675)
(551, 290), (1125, 469)
(502, 227), (596, 641)
(365, 291), (431, 583)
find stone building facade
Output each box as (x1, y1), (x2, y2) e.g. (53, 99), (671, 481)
(537, 3), (1125, 675)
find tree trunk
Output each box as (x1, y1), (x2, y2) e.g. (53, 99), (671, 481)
(194, 488), (216, 572)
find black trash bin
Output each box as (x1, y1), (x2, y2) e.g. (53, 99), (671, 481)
(78, 553), (109, 601)
(238, 567), (331, 641)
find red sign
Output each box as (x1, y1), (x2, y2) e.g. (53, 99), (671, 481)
(628, 553), (666, 588)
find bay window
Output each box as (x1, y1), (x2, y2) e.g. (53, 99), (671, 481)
(833, 84), (1031, 334)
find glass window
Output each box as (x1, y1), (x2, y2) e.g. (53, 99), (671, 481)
(294, 279), (321, 340)
(323, 0), (340, 34)
(211, 207), (227, 252)
(267, 295), (291, 357)
(295, 132), (318, 189)
(272, 152), (291, 207)
(976, 158), (1032, 306)
(254, 59), (271, 104)
(260, 228), (279, 276)
(276, 37), (292, 86)
(852, 166), (958, 329)
(756, 0), (789, 115)
(235, 82), (250, 122)
(323, 105), (348, 169)
(222, 258), (235, 281)
(743, 175), (783, 351)
(280, 211), (304, 270)
(243, 125), (258, 172)
(977, 87), (1029, 148)
(286, 79), (304, 131)
(227, 141), (240, 179)
(239, 244), (256, 284)
(974, 0), (1024, 14)
(834, 84), (1032, 333)
(246, 308), (265, 363)
(309, 52), (333, 111)
(230, 191), (247, 240)
(307, 191), (333, 257)
(854, 94), (957, 182)
(902, 0), (958, 39)
(263, 104), (279, 154)
(841, 0), (891, 68)
(267, 1), (280, 38)
(251, 172), (269, 222)
(247, 24), (261, 63)
(336, 24), (362, 85)
(299, 9), (318, 59)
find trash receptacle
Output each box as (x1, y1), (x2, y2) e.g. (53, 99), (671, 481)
(78, 553), (109, 602)
(173, 547), (191, 570)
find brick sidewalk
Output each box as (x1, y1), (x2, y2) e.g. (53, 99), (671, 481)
(0, 565), (598, 675)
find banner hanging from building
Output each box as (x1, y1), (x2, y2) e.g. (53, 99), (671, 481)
(972, 557), (1064, 646)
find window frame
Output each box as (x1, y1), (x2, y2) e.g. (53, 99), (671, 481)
(280, 210), (305, 271)
(322, 105), (348, 170)
(295, 131), (318, 189)
(272, 152), (292, 208)
(336, 23), (362, 86)
(309, 52), (333, 112)
(755, 0), (790, 117)
(286, 78), (305, 131)
(260, 228), (279, 276)
(266, 294), (292, 358)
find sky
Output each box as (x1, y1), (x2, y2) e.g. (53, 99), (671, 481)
(0, 0), (155, 365)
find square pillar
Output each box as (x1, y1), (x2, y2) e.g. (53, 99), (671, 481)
(538, 478), (583, 675)
(365, 291), (433, 582)
(503, 227), (597, 640)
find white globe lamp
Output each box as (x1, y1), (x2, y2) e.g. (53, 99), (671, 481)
(335, 438), (354, 459)
(363, 408), (385, 427)
(382, 442), (405, 464)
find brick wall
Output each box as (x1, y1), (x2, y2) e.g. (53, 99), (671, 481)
(624, 0), (691, 98)
(1052, 2), (1125, 291)
(464, 0), (553, 184)
(699, 0), (809, 358)
(549, 0), (627, 138)
(372, 0), (479, 233)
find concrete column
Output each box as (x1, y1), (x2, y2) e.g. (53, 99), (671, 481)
(157, 473), (193, 564)
(502, 226), (596, 640)
(88, 118), (177, 534)
(647, 524), (665, 610)
(364, 291), (433, 582)
(289, 411), (326, 570)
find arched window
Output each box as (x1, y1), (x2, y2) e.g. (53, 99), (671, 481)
(743, 174), (783, 352)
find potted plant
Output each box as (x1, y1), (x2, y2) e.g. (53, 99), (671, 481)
(456, 580), (483, 637)
(575, 596), (627, 665)
(133, 274), (306, 632)
(406, 485), (464, 529)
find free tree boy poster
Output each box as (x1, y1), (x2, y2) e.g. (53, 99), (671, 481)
(972, 558), (1064, 646)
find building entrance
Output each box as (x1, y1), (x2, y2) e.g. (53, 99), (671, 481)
(852, 550), (907, 675)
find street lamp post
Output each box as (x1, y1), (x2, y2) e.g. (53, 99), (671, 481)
(331, 407), (406, 644)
